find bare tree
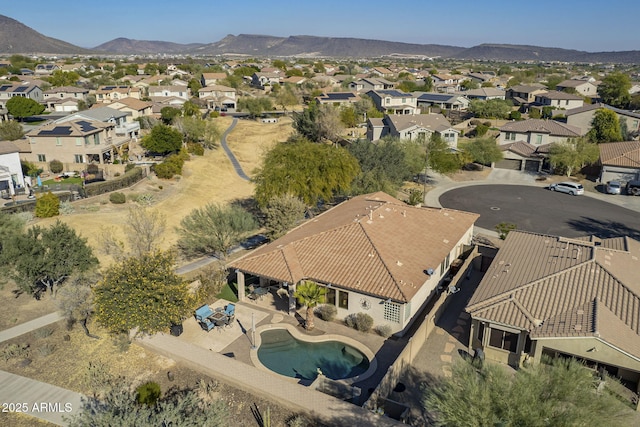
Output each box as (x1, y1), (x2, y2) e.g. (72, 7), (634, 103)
(317, 104), (344, 143)
(56, 271), (100, 338)
(97, 206), (166, 259)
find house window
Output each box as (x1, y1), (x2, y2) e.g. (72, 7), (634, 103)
(94, 134), (100, 145)
(37, 154), (46, 162)
(84, 136), (90, 145)
(325, 288), (336, 305)
(506, 132), (516, 141)
(535, 134), (543, 145)
(383, 301), (401, 323)
(74, 154), (84, 163)
(477, 322), (485, 342)
(338, 290), (348, 310)
(75, 137), (82, 146)
(385, 98), (390, 105)
(488, 328), (518, 352)
(56, 137), (62, 146)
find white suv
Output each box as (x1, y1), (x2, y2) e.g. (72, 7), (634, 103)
(549, 182), (584, 196)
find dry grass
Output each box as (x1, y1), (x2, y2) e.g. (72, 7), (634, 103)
(32, 117), (294, 266)
(0, 285), (57, 330)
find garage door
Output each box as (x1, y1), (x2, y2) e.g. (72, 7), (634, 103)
(495, 159), (522, 170)
(524, 159), (540, 172)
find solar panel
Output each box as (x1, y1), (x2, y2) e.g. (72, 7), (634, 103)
(13, 86), (29, 93)
(380, 90), (411, 97)
(0, 85), (11, 92)
(76, 120), (97, 132)
(325, 93), (354, 100)
(40, 126), (73, 136)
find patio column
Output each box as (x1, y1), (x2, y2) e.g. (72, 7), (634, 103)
(286, 282), (296, 316)
(236, 270), (245, 301)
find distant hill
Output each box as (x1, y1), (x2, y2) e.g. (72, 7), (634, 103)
(0, 14), (91, 54)
(94, 38), (205, 54)
(2, 14), (640, 64)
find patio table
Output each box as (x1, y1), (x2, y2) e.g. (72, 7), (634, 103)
(251, 287), (269, 300)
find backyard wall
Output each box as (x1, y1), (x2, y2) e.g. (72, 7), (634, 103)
(364, 247), (478, 410)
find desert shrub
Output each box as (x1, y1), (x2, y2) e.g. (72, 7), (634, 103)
(87, 163), (99, 174)
(125, 163), (136, 173)
(475, 123), (489, 137)
(1, 343), (30, 361)
(469, 119), (481, 126)
(49, 159), (63, 173)
(112, 333), (131, 353)
(375, 324), (393, 338)
(35, 327), (54, 338)
(153, 161), (180, 179)
(287, 414), (310, 427)
(35, 192), (60, 218)
(131, 193), (155, 206)
(136, 382), (161, 406)
(114, 172), (121, 177)
(15, 211), (34, 223)
(315, 304), (337, 321)
(210, 111), (220, 118)
(37, 343), (56, 357)
(59, 201), (75, 215)
(109, 192), (126, 204)
(345, 312), (373, 332)
(187, 142), (205, 156)
(509, 110), (522, 120)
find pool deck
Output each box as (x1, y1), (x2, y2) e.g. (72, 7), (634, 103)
(138, 291), (406, 426)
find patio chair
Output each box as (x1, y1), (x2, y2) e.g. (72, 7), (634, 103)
(224, 303), (235, 317)
(194, 304), (216, 332)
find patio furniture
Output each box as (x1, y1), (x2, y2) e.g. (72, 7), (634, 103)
(251, 287), (269, 300)
(194, 305), (216, 332)
(224, 303), (235, 317)
(209, 311), (227, 331)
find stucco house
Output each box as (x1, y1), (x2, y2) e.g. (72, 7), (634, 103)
(230, 192), (479, 336)
(315, 92), (360, 106)
(42, 86), (89, 112)
(556, 79), (598, 97)
(197, 85), (237, 112)
(366, 90), (417, 115)
(533, 90), (584, 111)
(0, 140), (25, 197)
(94, 86), (142, 103)
(109, 97), (154, 120)
(147, 85), (190, 101)
(0, 83), (44, 110)
(415, 92), (470, 111)
(348, 78), (395, 93)
(200, 72), (228, 87)
(505, 84), (547, 106)
(598, 141), (640, 183)
(498, 119), (582, 146)
(367, 113), (459, 149)
(495, 141), (550, 172)
(462, 87), (506, 101)
(564, 103), (640, 138)
(466, 230), (640, 394)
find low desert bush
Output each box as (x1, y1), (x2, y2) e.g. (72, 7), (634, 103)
(345, 312), (373, 332)
(136, 382), (161, 406)
(375, 324), (393, 338)
(49, 159), (63, 174)
(35, 192), (60, 218)
(315, 304), (337, 322)
(59, 201), (75, 215)
(1, 343), (30, 361)
(109, 192), (126, 204)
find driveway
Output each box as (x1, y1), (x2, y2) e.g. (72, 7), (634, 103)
(439, 184), (640, 239)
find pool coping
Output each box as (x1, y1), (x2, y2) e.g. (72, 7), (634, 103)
(249, 323), (378, 387)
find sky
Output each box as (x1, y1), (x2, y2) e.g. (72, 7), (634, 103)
(2, 0), (640, 52)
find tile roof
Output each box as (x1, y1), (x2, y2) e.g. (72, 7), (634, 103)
(599, 141), (640, 167)
(231, 192), (478, 302)
(111, 97), (152, 110)
(386, 114), (453, 133)
(0, 140), (20, 155)
(467, 230), (640, 359)
(500, 119), (581, 137)
(27, 119), (112, 137)
(537, 90), (583, 101)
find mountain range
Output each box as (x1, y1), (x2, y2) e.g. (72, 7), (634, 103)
(2, 14), (640, 63)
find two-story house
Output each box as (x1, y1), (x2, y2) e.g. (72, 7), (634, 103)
(251, 72), (282, 90)
(564, 103), (640, 137)
(534, 90), (584, 111)
(200, 72), (228, 87)
(367, 113), (459, 149)
(0, 140), (26, 197)
(505, 84), (548, 106)
(43, 86), (89, 112)
(197, 85), (237, 112)
(147, 85), (191, 101)
(348, 78), (395, 93)
(415, 92), (470, 111)
(556, 79), (598, 97)
(0, 83), (44, 110)
(462, 87), (506, 101)
(366, 90), (417, 115)
(109, 98), (154, 120)
(58, 106), (140, 141)
(94, 86), (142, 104)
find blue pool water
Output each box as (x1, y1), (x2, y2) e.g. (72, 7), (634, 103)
(257, 329), (370, 381)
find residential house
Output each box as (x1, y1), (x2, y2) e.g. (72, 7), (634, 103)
(281, 76), (307, 86)
(598, 141), (640, 183)
(498, 118), (582, 146)
(366, 90), (417, 115)
(505, 84), (548, 106)
(230, 192), (479, 336)
(466, 230), (640, 394)
(197, 85), (237, 112)
(58, 106), (140, 140)
(251, 72), (282, 89)
(43, 86), (89, 112)
(371, 67), (394, 78)
(415, 92), (470, 111)
(0, 140), (26, 197)
(534, 90), (584, 111)
(109, 98), (154, 120)
(34, 63), (61, 76)
(462, 87), (506, 101)
(430, 74), (466, 93)
(24, 119), (127, 168)
(467, 72), (497, 86)
(496, 141), (550, 172)
(0, 83), (44, 110)
(564, 103), (640, 137)
(348, 78), (395, 93)
(556, 79), (598, 97)
(147, 85), (191, 101)
(315, 92), (360, 106)
(200, 72), (228, 87)
(94, 86), (142, 104)
(367, 113), (459, 149)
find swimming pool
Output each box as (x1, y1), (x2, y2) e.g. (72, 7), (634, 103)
(257, 328), (371, 381)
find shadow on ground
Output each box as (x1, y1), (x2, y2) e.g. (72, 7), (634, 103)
(567, 216), (640, 240)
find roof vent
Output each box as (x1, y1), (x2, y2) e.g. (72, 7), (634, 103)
(426, 268), (434, 275)
(396, 260), (403, 266)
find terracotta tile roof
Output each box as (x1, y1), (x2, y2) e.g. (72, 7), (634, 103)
(231, 192), (478, 302)
(387, 114), (453, 133)
(112, 97), (152, 111)
(467, 231), (640, 359)
(0, 140), (20, 155)
(537, 90), (583, 100)
(501, 141), (536, 157)
(500, 119), (581, 138)
(598, 141), (640, 168)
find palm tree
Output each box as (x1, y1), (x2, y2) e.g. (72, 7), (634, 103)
(293, 281), (326, 331)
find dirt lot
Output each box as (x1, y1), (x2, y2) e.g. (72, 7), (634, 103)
(33, 116), (294, 265)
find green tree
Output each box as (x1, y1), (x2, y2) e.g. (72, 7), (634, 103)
(274, 85), (298, 110)
(47, 70), (80, 87)
(461, 80), (479, 91)
(202, 119), (221, 149)
(141, 124), (183, 155)
(6, 97), (45, 120)
(35, 191), (60, 218)
(177, 203), (257, 259)
(174, 116), (206, 143)
(254, 140), (360, 207)
(262, 194), (306, 240)
(4, 221), (98, 297)
(143, 63), (158, 75)
(339, 106), (358, 128)
(160, 106), (181, 124)
(462, 138), (504, 169)
(469, 99), (512, 119)
(598, 72), (632, 108)
(588, 108), (622, 143)
(56, 271), (99, 338)
(182, 101), (201, 118)
(237, 97), (273, 118)
(549, 137), (600, 177)
(68, 380), (229, 427)
(292, 103), (320, 141)
(0, 120), (25, 141)
(188, 78), (202, 96)
(428, 135), (462, 174)
(293, 281), (326, 331)
(423, 357), (632, 427)
(94, 251), (191, 334)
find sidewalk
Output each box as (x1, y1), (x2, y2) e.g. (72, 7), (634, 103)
(0, 312), (62, 344)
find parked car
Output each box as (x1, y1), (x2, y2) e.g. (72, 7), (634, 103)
(606, 180), (622, 195)
(549, 182), (584, 196)
(626, 180), (640, 196)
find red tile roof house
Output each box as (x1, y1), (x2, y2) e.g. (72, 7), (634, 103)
(466, 230), (640, 396)
(598, 140), (640, 184)
(230, 192), (479, 336)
